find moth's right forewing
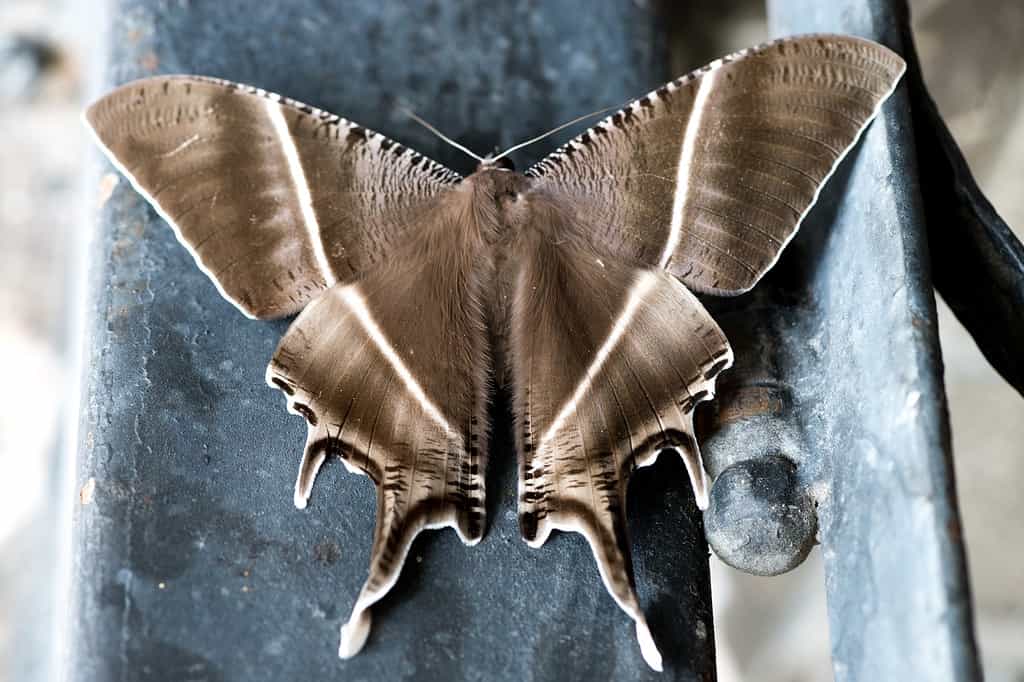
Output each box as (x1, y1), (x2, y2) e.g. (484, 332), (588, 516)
(527, 35), (905, 296)
(85, 76), (460, 319)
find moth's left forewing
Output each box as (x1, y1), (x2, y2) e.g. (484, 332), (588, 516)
(527, 34), (906, 295)
(85, 76), (461, 319)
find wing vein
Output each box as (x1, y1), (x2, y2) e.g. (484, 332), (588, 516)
(265, 98), (337, 286)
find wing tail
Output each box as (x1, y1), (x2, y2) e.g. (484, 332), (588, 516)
(293, 430), (330, 510)
(521, 434), (663, 670)
(575, 500), (664, 672)
(340, 462), (473, 658)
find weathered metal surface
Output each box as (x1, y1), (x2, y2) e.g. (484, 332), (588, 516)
(699, 0), (983, 679)
(71, 2), (717, 681)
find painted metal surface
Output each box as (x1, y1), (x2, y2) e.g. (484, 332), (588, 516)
(73, 0), (1017, 680)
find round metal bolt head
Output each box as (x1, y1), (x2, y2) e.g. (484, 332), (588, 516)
(704, 455), (817, 576)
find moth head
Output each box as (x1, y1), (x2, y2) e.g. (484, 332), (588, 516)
(478, 155), (516, 173)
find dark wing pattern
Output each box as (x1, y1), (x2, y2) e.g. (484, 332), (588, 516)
(508, 208), (732, 671)
(267, 183), (491, 657)
(85, 76), (460, 318)
(527, 34), (906, 295)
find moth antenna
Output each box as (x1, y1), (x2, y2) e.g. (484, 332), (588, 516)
(490, 104), (619, 162)
(400, 107), (485, 163)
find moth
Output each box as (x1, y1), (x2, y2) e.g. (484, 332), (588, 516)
(86, 34), (904, 671)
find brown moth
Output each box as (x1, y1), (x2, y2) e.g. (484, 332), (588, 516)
(85, 34), (905, 671)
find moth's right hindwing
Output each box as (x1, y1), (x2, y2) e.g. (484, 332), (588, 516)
(85, 76), (460, 319)
(508, 212), (733, 671)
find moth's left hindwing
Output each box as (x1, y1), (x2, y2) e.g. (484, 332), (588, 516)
(266, 183), (491, 657)
(85, 76), (460, 319)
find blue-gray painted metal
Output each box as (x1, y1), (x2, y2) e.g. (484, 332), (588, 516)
(71, 2), (716, 681)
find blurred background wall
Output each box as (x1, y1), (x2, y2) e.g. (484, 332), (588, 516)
(0, 0), (1020, 680)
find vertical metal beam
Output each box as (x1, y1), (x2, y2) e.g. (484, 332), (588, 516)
(759, 1), (982, 679)
(895, 3), (1024, 398)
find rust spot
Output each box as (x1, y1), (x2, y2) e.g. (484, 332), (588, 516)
(139, 51), (160, 72)
(79, 477), (96, 505)
(97, 173), (119, 208)
(946, 516), (963, 543)
(314, 540), (341, 566)
(711, 386), (787, 424)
